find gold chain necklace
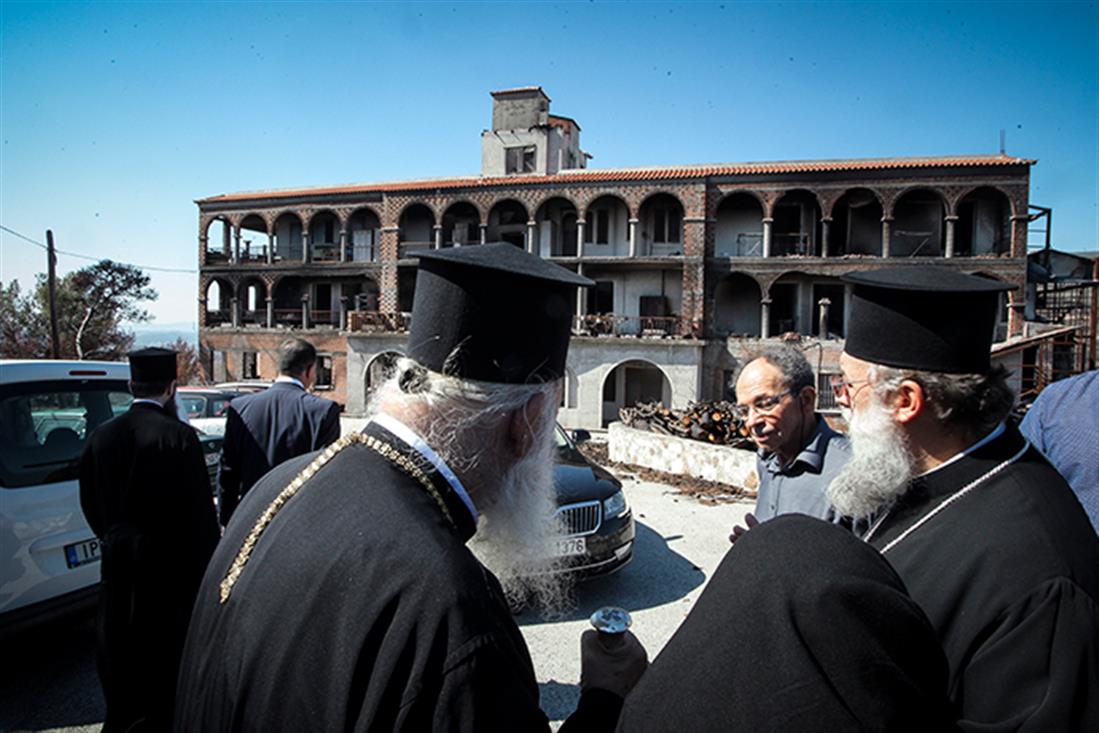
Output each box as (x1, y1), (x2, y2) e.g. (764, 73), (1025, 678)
(219, 431), (454, 603)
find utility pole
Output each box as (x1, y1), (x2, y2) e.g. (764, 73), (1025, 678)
(46, 229), (61, 359)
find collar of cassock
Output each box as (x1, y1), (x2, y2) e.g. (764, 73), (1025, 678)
(363, 415), (479, 542)
(872, 422), (1027, 545)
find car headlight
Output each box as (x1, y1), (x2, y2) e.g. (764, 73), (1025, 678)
(602, 489), (628, 519)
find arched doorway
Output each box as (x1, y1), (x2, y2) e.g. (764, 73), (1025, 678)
(535, 197), (579, 256)
(715, 193), (764, 257)
(365, 351), (403, 394)
(956, 187), (1011, 256)
(829, 188), (882, 256)
(600, 360), (673, 427)
(771, 190), (822, 256)
(892, 189), (946, 257)
(486, 199), (528, 248)
(713, 273), (762, 337)
(442, 201), (481, 247)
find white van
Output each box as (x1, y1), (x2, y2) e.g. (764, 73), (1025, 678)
(0, 359), (132, 631)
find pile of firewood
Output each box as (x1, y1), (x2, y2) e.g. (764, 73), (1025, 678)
(619, 401), (754, 449)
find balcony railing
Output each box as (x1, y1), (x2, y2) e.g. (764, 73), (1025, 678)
(239, 244), (269, 263)
(310, 243), (341, 262)
(205, 309), (230, 326)
(204, 250), (230, 264)
(347, 310), (412, 333)
(573, 314), (688, 338)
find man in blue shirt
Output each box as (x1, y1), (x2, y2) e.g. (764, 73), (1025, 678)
(1020, 368), (1099, 533)
(729, 344), (851, 542)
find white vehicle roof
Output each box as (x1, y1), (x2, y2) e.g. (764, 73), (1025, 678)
(0, 359), (130, 385)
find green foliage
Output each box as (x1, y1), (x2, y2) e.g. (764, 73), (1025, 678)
(0, 260), (157, 360)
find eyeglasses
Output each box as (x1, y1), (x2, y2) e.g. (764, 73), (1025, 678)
(829, 374), (871, 401)
(732, 390), (792, 420)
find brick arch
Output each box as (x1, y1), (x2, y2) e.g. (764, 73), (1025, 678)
(532, 192), (581, 217)
(271, 209), (305, 228)
(827, 187), (886, 217)
(439, 198), (485, 222)
(395, 199), (439, 223)
(711, 189), (768, 219)
(886, 186), (948, 217)
(952, 184), (1017, 218)
(238, 212), (271, 236)
(201, 214), (234, 239)
(347, 204), (383, 223)
(636, 189), (686, 215)
(581, 191), (630, 216)
(305, 208), (342, 228)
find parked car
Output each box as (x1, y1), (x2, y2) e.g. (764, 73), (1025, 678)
(197, 433), (224, 492)
(550, 425), (634, 577)
(213, 380), (271, 394)
(177, 387), (246, 437)
(0, 359), (132, 632)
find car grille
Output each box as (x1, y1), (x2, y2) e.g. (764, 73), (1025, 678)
(556, 500), (602, 537)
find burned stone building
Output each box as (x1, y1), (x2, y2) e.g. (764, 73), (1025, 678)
(197, 86), (1033, 428)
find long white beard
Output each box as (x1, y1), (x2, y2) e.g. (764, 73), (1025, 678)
(466, 424), (573, 616)
(827, 400), (915, 520)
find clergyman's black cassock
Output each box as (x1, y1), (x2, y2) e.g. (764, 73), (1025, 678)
(79, 400), (219, 732)
(864, 423), (1099, 730)
(617, 515), (959, 732)
(175, 422), (617, 731)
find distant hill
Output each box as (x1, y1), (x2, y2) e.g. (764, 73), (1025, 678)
(129, 322), (197, 349)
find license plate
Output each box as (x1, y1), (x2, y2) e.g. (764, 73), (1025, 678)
(554, 536), (587, 557)
(64, 538), (101, 568)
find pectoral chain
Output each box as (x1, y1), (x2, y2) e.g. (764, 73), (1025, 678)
(863, 441), (1030, 555)
(219, 431), (453, 603)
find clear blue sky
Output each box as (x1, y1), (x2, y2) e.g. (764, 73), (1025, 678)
(2, 1), (1096, 326)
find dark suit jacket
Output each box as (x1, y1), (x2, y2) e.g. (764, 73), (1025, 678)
(217, 381), (341, 526)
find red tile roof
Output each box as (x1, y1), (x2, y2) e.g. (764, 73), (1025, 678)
(197, 154), (1034, 205)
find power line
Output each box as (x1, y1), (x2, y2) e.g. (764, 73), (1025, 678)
(0, 224), (197, 274)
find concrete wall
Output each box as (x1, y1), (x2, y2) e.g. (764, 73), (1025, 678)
(481, 129), (548, 177)
(608, 422), (758, 488)
(559, 338), (704, 428)
(202, 329), (348, 405)
(715, 205), (763, 256)
(344, 333), (410, 416)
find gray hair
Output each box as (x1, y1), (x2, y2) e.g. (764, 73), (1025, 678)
(742, 344), (815, 395)
(869, 364), (1015, 439)
(370, 357), (560, 474)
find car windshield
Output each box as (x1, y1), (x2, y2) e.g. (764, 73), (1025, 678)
(554, 424), (570, 449)
(180, 395), (206, 418)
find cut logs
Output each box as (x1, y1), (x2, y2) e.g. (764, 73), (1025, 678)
(619, 401), (754, 449)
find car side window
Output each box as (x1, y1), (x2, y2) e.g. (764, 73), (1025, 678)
(0, 380), (131, 489)
(211, 398), (232, 417)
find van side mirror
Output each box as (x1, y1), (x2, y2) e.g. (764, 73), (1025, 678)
(571, 429), (591, 444)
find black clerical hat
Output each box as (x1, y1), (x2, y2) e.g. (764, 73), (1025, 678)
(841, 266), (1016, 374)
(408, 243), (593, 384)
(127, 347), (177, 382)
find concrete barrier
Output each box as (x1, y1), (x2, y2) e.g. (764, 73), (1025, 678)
(607, 422), (758, 489)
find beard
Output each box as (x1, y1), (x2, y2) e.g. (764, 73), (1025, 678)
(466, 416), (574, 617)
(827, 397), (916, 520)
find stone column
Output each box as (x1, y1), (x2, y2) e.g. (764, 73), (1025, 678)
(231, 296), (240, 328)
(628, 218), (638, 257)
(818, 297), (831, 338)
(378, 227), (400, 313)
(266, 233), (274, 264)
(762, 217), (773, 258)
(301, 295), (310, 330)
(199, 235), (208, 267)
(760, 296), (772, 338)
(881, 216), (893, 258)
(433, 225), (442, 250)
(302, 231), (311, 263)
(1010, 214), (1030, 258)
(526, 221), (536, 254)
(843, 285), (854, 336)
(479, 224), (487, 245)
(575, 263), (585, 322)
(222, 225), (231, 258)
(198, 296), (207, 328)
(944, 215), (958, 258)
(577, 221), (585, 258)
(820, 217), (832, 258)
(265, 297), (274, 328)
(339, 228), (348, 262)
(232, 230), (241, 264)
(339, 296), (349, 331)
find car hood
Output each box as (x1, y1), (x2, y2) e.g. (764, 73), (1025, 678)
(553, 451), (622, 504)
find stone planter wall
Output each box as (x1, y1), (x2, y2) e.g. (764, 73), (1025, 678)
(607, 422), (758, 489)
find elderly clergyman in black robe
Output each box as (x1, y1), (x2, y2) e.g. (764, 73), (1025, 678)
(823, 267), (1099, 731)
(174, 243), (648, 731)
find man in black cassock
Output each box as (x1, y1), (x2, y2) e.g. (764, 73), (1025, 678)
(175, 243), (647, 732)
(79, 347), (220, 732)
(824, 267), (1099, 731)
